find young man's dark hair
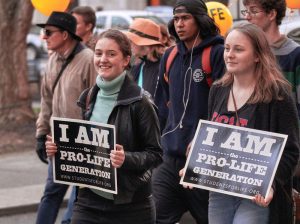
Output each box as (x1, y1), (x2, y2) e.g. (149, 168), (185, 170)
(152, 0), (225, 223)
(243, 0), (286, 25)
(168, 0), (220, 41)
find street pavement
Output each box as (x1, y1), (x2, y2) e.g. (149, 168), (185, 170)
(0, 150), (195, 224)
(0, 207), (66, 224)
(0, 150), (71, 220)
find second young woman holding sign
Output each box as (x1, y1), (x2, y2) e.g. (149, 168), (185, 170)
(207, 23), (299, 224)
(46, 29), (162, 224)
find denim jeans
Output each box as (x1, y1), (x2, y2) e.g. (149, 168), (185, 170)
(61, 186), (76, 224)
(36, 160), (69, 224)
(208, 192), (269, 224)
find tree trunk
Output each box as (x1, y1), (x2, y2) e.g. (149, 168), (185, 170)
(0, 0), (35, 126)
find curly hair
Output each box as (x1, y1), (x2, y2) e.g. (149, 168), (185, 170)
(243, 0), (286, 25)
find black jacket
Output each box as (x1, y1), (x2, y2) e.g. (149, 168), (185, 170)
(130, 59), (160, 98)
(77, 74), (163, 204)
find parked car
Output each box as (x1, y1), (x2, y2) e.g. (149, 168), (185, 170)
(26, 26), (47, 60)
(26, 26), (48, 84)
(144, 6), (173, 24)
(95, 10), (165, 34)
(279, 16), (300, 44)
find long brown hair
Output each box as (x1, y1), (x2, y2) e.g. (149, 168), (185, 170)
(216, 22), (291, 103)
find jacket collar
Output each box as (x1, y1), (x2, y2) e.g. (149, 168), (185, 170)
(116, 73), (143, 105)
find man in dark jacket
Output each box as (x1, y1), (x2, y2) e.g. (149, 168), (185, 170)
(152, 0), (225, 223)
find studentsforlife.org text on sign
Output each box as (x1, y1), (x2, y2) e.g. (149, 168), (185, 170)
(51, 117), (117, 194)
(180, 120), (287, 199)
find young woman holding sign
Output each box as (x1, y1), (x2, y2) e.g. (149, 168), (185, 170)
(207, 22), (300, 224)
(45, 29), (162, 224)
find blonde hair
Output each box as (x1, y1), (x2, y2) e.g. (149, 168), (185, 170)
(216, 22), (291, 103)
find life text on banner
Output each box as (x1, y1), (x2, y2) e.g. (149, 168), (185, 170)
(180, 120), (287, 199)
(51, 117), (117, 194)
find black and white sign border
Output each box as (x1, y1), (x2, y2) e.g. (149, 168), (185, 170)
(51, 117), (117, 194)
(180, 120), (287, 199)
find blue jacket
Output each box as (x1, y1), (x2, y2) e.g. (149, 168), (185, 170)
(156, 35), (225, 157)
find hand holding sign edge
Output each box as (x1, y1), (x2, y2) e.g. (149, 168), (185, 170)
(45, 135), (58, 157)
(252, 187), (274, 207)
(111, 144), (125, 168)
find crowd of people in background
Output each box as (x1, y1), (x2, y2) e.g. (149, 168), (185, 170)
(34, 0), (300, 223)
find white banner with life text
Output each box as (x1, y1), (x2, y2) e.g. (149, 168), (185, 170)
(51, 117), (117, 194)
(180, 120), (287, 199)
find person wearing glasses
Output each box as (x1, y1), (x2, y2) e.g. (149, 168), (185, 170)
(242, 0), (300, 197)
(35, 11), (97, 224)
(208, 22), (299, 224)
(242, 0), (300, 118)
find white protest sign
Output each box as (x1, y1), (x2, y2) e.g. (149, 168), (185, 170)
(180, 120), (287, 199)
(51, 117), (117, 194)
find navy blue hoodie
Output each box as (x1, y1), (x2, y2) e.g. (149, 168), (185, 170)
(156, 35), (225, 157)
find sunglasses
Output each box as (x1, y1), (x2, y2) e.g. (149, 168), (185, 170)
(42, 29), (62, 37)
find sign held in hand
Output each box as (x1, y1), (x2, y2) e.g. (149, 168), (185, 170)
(51, 117), (117, 194)
(180, 120), (287, 199)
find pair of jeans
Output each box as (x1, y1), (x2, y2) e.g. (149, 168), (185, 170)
(208, 192), (269, 224)
(71, 188), (155, 224)
(36, 160), (70, 224)
(152, 155), (209, 224)
(61, 186), (76, 224)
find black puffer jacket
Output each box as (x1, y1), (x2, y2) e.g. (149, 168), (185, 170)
(77, 74), (163, 204)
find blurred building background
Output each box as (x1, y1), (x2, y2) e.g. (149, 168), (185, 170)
(31, 0), (256, 24)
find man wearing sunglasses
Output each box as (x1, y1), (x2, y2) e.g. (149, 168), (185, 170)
(242, 0), (300, 223)
(35, 11), (96, 224)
